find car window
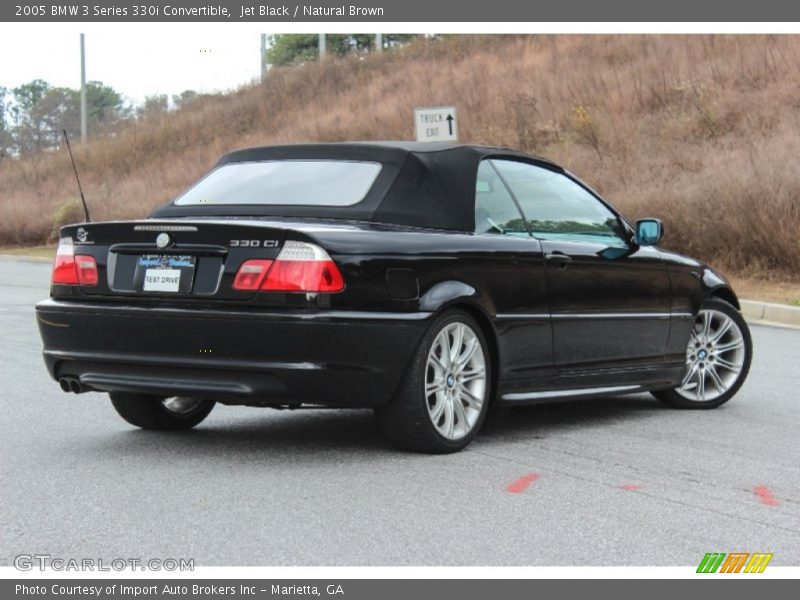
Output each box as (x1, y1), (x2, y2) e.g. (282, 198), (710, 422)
(474, 160), (529, 236)
(490, 159), (628, 246)
(174, 160), (382, 206)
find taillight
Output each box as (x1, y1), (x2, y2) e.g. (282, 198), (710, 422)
(262, 241), (344, 292)
(52, 238), (78, 284)
(232, 241), (345, 293)
(51, 237), (98, 286)
(75, 255), (98, 285)
(232, 259), (273, 291)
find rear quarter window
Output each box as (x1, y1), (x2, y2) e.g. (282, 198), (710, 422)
(174, 160), (382, 207)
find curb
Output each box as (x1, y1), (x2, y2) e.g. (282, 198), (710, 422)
(1, 253), (798, 329)
(740, 299), (800, 330)
(0, 254), (52, 264)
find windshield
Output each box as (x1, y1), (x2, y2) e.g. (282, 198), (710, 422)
(174, 160), (382, 206)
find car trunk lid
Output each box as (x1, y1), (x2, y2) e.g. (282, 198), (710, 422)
(57, 220), (289, 301)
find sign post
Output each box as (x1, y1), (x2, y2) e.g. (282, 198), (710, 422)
(414, 106), (457, 142)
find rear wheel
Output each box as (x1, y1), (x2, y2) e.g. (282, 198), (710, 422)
(653, 298), (751, 409)
(110, 393), (215, 430)
(378, 310), (492, 453)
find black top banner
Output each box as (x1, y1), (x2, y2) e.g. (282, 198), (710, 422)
(3, 0), (800, 22)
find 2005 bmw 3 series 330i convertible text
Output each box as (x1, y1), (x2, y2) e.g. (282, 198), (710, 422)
(35, 142), (753, 453)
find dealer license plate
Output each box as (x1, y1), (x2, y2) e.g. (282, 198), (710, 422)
(136, 255), (195, 294)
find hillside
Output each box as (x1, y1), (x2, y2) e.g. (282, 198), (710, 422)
(1, 35), (799, 277)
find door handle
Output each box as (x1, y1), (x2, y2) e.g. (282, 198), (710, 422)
(545, 252), (573, 268)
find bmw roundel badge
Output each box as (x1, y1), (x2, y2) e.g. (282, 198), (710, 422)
(156, 233), (171, 249)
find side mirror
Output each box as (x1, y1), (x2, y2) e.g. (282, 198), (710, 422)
(635, 218), (663, 246)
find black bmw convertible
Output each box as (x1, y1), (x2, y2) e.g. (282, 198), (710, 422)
(36, 142), (752, 453)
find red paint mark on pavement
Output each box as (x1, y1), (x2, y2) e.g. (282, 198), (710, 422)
(505, 473), (540, 494)
(753, 485), (779, 506)
(620, 484), (642, 491)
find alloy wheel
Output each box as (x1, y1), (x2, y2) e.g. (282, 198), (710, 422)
(425, 322), (487, 440)
(677, 309), (746, 402)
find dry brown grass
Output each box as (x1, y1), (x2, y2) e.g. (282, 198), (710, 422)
(0, 245), (54, 259)
(1, 35), (799, 277)
(727, 275), (800, 305)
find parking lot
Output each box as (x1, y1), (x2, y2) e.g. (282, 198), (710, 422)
(1, 260), (798, 565)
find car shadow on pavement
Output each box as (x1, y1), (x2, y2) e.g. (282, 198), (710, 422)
(110, 408), (394, 458)
(80, 394), (667, 460)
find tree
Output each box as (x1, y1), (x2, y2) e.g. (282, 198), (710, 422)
(11, 79), (52, 153)
(349, 34), (414, 52)
(172, 89), (198, 109)
(32, 87), (79, 149)
(11, 79), (51, 118)
(0, 87), (13, 158)
(6, 79), (128, 155)
(266, 34), (321, 66)
(13, 86), (80, 154)
(265, 34), (416, 67)
(77, 81), (126, 132)
(137, 94), (168, 118)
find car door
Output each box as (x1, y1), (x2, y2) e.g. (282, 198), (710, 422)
(490, 159), (671, 372)
(472, 159), (553, 382)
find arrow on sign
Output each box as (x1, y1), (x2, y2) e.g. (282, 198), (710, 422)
(446, 114), (454, 135)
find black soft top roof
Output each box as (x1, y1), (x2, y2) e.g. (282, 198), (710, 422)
(149, 142), (561, 231)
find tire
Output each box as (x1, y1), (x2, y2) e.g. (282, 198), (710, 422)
(653, 298), (752, 409)
(110, 393), (215, 430)
(378, 309), (492, 453)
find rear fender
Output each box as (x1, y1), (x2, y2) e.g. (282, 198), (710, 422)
(419, 281), (480, 313)
(418, 280), (497, 340)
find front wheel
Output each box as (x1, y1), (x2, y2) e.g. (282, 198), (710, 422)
(653, 298), (752, 409)
(110, 393), (215, 430)
(378, 309), (492, 453)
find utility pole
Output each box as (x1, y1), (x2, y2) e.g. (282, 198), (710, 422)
(260, 33), (267, 81)
(80, 33), (87, 143)
(318, 33), (326, 58)
(375, 33), (383, 52)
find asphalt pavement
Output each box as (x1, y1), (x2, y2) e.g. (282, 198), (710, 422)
(1, 261), (798, 566)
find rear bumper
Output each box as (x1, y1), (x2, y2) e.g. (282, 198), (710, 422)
(36, 299), (431, 407)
